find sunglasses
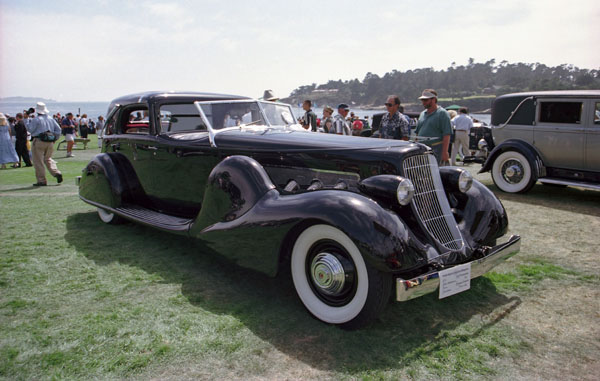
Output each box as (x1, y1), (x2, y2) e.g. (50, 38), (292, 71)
(385, 103), (394, 107)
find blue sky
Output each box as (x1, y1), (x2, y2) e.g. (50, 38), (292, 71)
(1, 0), (599, 101)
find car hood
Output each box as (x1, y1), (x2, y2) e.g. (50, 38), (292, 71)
(213, 128), (425, 155)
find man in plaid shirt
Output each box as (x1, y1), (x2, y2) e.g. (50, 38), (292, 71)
(380, 95), (410, 140)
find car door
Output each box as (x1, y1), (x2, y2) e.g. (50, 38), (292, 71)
(534, 99), (585, 170)
(584, 100), (600, 172)
(148, 102), (221, 217)
(107, 104), (157, 207)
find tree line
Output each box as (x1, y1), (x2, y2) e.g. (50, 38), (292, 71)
(282, 59), (600, 112)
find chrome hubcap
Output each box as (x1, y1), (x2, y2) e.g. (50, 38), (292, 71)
(310, 253), (345, 296)
(502, 160), (524, 183)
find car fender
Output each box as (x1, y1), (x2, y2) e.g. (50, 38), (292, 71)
(79, 153), (146, 208)
(479, 139), (545, 178)
(189, 155), (423, 276)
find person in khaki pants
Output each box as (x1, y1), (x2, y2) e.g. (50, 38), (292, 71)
(25, 102), (63, 186)
(450, 107), (474, 165)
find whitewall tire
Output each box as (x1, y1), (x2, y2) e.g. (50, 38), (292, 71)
(97, 208), (122, 224)
(491, 151), (537, 193)
(291, 224), (391, 329)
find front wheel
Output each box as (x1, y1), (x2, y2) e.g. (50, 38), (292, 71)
(491, 151), (537, 193)
(291, 224), (391, 329)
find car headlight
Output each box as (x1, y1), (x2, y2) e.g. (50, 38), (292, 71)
(477, 138), (488, 150)
(396, 178), (415, 205)
(458, 170), (473, 193)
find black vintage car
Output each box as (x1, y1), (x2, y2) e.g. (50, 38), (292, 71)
(78, 91), (521, 329)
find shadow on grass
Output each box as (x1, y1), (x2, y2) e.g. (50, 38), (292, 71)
(489, 182), (600, 217)
(66, 211), (521, 373)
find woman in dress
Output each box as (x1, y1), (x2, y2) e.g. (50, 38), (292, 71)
(0, 113), (19, 169)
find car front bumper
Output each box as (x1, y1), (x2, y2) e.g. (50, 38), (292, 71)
(396, 235), (521, 301)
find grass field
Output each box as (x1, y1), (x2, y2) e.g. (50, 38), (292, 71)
(1, 136), (599, 380)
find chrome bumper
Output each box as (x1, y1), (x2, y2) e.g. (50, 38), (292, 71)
(396, 235), (521, 301)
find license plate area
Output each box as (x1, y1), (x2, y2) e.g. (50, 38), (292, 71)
(439, 263), (471, 299)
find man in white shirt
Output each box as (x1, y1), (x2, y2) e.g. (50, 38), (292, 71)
(451, 107), (474, 165)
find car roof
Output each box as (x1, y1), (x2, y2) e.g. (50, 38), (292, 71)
(497, 90), (600, 99)
(107, 91), (251, 111)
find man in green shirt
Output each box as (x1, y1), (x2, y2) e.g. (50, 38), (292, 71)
(415, 89), (452, 165)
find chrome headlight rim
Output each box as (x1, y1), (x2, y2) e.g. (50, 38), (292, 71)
(477, 138), (488, 151)
(458, 170), (473, 193)
(396, 178), (415, 206)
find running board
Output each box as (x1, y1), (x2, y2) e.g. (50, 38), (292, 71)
(115, 204), (193, 232)
(539, 178), (600, 191)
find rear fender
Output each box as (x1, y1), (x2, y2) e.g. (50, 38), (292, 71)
(79, 153), (146, 208)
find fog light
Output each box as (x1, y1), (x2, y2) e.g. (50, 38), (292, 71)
(396, 178), (414, 205)
(458, 170), (473, 193)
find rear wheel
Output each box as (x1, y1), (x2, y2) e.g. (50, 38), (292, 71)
(97, 208), (123, 224)
(491, 151), (537, 193)
(291, 224), (391, 329)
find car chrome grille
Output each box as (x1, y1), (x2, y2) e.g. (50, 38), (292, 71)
(402, 154), (464, 251)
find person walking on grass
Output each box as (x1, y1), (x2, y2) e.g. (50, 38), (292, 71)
(25, 102), (63, 186)
(96, 115), (105, 148)
(451, 107), (473, 165)
(14, 113), (33, 167)
(0, 113), (19, 169)
(61, 113), (77, 157)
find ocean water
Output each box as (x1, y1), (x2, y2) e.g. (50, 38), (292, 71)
(0, 101), (110, 121)
(0, 101), (491, 125)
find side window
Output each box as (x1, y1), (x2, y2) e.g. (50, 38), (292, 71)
(104, 114), (116, 136)
(539, 101), (582, 124)
(595, 102), (600, 125)
(119, 106), (149, 135)
(159, 104), (206, 133)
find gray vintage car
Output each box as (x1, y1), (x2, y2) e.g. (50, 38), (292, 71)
(480, 90), (600, 193)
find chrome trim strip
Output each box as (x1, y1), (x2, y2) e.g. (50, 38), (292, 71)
(396, 235), (521, 301)
(539, 178), (600, 190)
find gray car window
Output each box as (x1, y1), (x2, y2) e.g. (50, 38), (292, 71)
(160, 104), (207, 133)
(539, 101), (582, 124)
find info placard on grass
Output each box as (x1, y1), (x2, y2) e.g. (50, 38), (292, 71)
(439, 263), (471, 299)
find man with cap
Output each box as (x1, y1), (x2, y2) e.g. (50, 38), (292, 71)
(333, 104), (352, 135)
(25, 102), (63, 186)
(415, 89), (452, 165)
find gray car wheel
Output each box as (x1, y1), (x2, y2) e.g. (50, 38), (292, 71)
(491, 151), (537, 193)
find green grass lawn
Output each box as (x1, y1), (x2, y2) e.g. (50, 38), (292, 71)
(1, 136), (599, 380)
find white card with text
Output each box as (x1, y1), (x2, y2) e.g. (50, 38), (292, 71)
(439, 263), (471, 299)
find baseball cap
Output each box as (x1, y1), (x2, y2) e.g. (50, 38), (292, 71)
(337, 103), (350, 110)
(418, 90), (438, 100)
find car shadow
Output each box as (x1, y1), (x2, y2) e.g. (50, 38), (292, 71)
(488, 182), (600, 217)
(66, 212), (521, 372)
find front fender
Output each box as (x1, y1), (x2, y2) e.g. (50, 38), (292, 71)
(192, 187), (427, 276)
(450, 180), (509, 247)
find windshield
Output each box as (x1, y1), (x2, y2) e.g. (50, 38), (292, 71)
(195, 100), (297, 130)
